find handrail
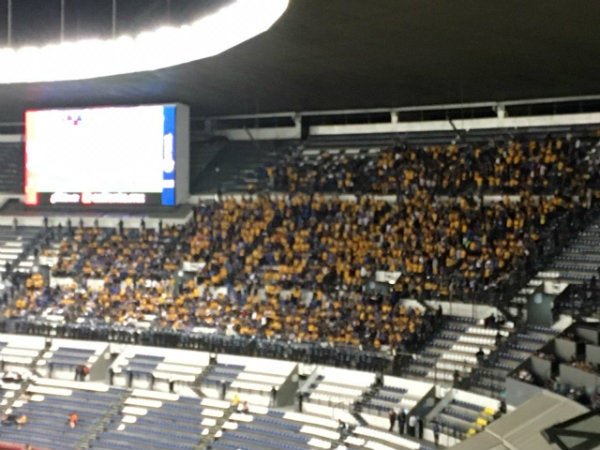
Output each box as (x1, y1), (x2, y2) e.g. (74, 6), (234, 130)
(197, 94), (600, 121)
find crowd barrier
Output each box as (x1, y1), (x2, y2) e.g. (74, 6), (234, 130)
(1, 319), (392, 373)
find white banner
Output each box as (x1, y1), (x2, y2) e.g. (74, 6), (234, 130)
(182, 261), (206, 272)
(50, 276), (75, 288)
(86, 278), (105, 292)
(375, 270), (401, 284)
(39, 255), (59, 267)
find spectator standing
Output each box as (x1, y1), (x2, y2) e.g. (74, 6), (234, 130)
(408, 414), (417, 437)
(398, 409), (406, 435)
(417, 415), (424, 439)
(74, 365), (82, 381)
(220, 380), (227, 400)
(338, 419), (347, 435)
(453, 370), (461, 387)
(75, 364), (89, 381)
(433, 421), (440, 446)
(388, 409), (397, 431)
(500, 399), (507, 414)
(476, 347), (485, 365)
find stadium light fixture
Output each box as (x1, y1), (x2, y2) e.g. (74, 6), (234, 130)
(0, 0), (288, 83)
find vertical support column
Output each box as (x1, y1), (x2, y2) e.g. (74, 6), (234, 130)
(293, 113), (302, 140)
(60, 0), (65, 42)
(111, 0), (117, 38)
(495, 103), (507, 119)
(6, 0), (12, 46)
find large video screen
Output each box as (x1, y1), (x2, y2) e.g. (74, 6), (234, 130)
(24, 104), (189, 206)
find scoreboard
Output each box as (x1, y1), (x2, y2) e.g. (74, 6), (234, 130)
(24, 104), (190, 206)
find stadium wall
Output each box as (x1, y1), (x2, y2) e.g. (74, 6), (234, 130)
(205, 96), (600, 141)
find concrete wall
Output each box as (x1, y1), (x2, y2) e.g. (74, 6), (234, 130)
(558, 364), (600, 392)
(276, 364), (299, 407)
(554, 338), (577, 362)
(527, 291), (555, 327)
(506, 376), (545, 407)
(586, 344), (600, 365)
(531, 355), (553, 381)
(576, 326), (600, 345)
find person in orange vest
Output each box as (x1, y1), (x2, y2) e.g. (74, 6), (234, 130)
(69, 412), (78, 429)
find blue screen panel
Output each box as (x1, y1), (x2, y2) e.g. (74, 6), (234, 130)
(161, 105), (176, 205)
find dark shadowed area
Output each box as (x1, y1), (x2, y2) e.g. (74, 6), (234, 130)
(0, 0), (598, 122)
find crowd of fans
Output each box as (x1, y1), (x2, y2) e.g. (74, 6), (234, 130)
(4, 133), (600, 359)
(268, 136), (600, 196)
(12, 199), (410, 349)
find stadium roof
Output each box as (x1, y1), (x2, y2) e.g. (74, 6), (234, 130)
(451, 391), (590, 450)
(544, 410), (600, 450)
(0, 0), (599, 123)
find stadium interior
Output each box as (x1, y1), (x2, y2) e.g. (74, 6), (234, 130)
(0, 1), (599, 449)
